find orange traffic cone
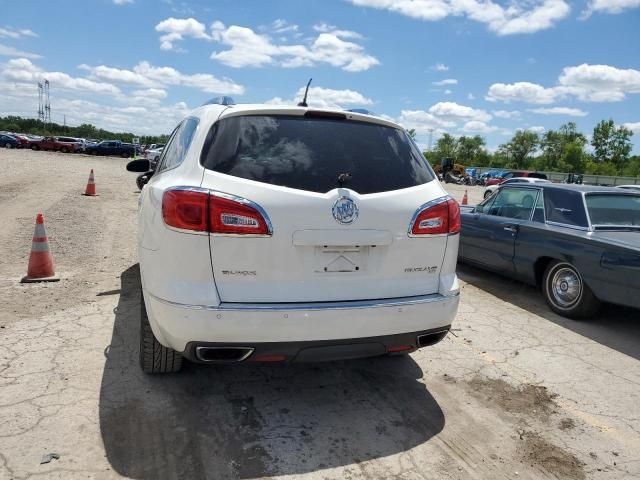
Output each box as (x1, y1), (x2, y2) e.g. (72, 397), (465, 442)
(462, 189), (468, 205)
(83, 169), (96, 196)
(21, 214), (59, 283)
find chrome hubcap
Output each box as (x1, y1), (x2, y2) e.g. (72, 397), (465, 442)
(550, 267), (581, 307)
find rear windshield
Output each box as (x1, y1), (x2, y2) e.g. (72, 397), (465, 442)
(586, 193), (640, 227)
(200, 114), (434, 194)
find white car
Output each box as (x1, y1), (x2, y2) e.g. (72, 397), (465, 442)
(617, 185), (640, 192)
(484, 177), (551, 199)
(144, 147), (163, 163)
(127, 100), (460, 373)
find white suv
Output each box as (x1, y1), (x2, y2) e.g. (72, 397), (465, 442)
(127, 100), (460, 373)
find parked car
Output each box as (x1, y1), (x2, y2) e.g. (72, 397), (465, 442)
(485, 171), (548, 187)
(459, 183), (640, 318)
(126, 102), (461, 373)
(143, 143), (165, 153)
(85, 140), (137, 157)
(32, 136), (81, 153)
(484, 177), (550, 199)
(144, 146), (163, 163)
(617, 185), (640, 192)
(0, 134), (20, 148)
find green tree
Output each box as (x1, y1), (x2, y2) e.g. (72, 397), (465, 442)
(591, 119), (633, 171)
(539, 122), (587, 173)
(498, 130), (539, 169)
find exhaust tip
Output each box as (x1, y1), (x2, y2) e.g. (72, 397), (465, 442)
(417, 329), (449, 348)
(195, 346), (254, 363)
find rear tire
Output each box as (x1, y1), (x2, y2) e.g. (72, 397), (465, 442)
(31, 145), (39, 150)
(542, 261), (600, 319)
(60, 147), (68, 153)
(139, 289), (182, 373)
(4, 142), (12, 148)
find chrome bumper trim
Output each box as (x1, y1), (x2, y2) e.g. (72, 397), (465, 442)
(147, 291), (459, 312)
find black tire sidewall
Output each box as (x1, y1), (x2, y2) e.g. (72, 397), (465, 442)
(543, 261), (589, 317)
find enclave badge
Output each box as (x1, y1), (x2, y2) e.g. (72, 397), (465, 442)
(332, 196), (359, 225)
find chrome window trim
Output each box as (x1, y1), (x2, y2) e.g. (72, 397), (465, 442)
(147, 291), (459, 312)
(545, 221), (590, 231)
(407, 195), (452, 237)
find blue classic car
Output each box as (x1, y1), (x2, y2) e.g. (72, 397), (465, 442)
(459, 184), (640, 318)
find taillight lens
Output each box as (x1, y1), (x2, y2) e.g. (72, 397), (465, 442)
(411, 198), (460, 235)
(162, 190), (209, 231)
(209, 195), (270, 235)
(162, 189), (271, 235)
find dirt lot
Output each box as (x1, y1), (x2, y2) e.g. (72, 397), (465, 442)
(1, 149), (639, 480)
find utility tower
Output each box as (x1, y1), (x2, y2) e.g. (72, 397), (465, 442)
(37, 82), (44, 125)
(43, 80), (51, 128)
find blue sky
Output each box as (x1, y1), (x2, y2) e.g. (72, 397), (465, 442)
(1, 0), (639, 151)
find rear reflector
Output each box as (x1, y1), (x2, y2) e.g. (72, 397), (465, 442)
(251, 354), (287, 362)
(410, 198), (460, 235)
(387, 344), (414, 353)
(162, 188), (271, 235)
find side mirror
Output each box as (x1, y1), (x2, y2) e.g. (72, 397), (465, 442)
(126, 159), (150, 172)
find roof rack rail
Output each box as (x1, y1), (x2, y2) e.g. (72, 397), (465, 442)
(203, 96), (235, 106)
(345, 108), (375, 116)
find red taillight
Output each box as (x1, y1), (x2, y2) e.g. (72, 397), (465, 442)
(209, 195), (270, 235)
(410, 198), (460, 235)
(162, 189), (209, 231)
(387, 345), (414, 353)
(162, 189), (271, 235)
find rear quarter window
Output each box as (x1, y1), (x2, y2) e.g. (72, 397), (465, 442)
(200, 114), (434, 194)
(544, 189), (588, 227)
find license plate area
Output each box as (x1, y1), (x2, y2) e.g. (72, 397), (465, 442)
(314, 245), (368, 273)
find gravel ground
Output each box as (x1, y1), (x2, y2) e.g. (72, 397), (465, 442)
(0, 149), (638, 480)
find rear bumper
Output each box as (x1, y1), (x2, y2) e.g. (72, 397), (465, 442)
(144, 291), (459, 353)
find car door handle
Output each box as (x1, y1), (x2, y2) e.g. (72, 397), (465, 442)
(503, 224), (519, 233)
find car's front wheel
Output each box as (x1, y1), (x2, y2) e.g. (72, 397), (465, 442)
(139, 290), (182, 373)
(4, 142), (13, 148)
(542, 261), (600, 319)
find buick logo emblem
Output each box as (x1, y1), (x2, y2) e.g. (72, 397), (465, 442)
(332, 196), (359, 225)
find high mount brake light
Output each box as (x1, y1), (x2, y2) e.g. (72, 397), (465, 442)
(410, 198), (460, 236)
(162, 189), (271, 235)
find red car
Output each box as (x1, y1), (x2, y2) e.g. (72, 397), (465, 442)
(485, 171), (547, 186)
(32, 136), (81, 153)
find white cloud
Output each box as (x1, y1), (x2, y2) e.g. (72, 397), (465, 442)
(397, 110), (454, 133)
(432, 63), (449, 71)
(493, 110), (521, 118)
(266, 86), (373, 109)
(312, 23), (362, 39)
(209, 22), (379, 71)
(523, 126), (546, 133)
(155, 17), (211, 50)
(79, 61), (245, 94)
(486, 81), (558, 104)
(557, 63), (640, 102)
(428, 101), (492, 123)
(528, 107), (588, 116)
(0, 27), (37, 39)
(2, 58), (121, 95)
(444, 89), (452, 95)
(348, 0), (570, 35)
(487, 64), (640, 104)
(462, 121), (497, 133)
(467, 93), (475, 100)
(432, 78), (457, 86)
(270, 19), (300, 34)
(0, 43), (41, 59)
(113, 0), (134, 4)
(622, 122), (640, 135)
(581, 0), (640, 17)
(132, 88), (168, 100)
